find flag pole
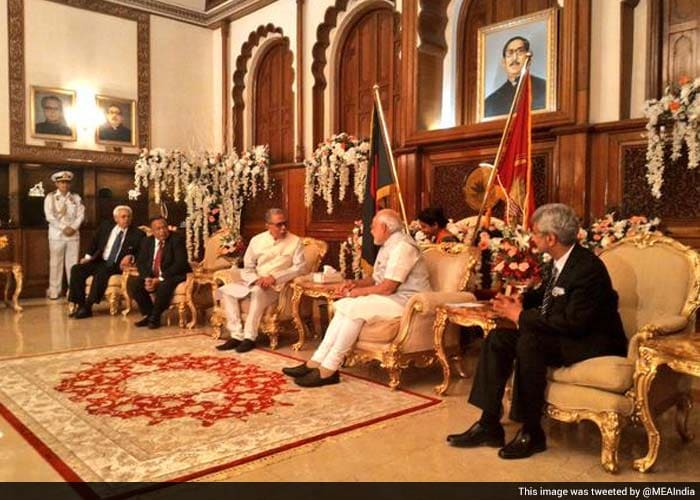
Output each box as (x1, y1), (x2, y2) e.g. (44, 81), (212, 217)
(372, 85), (409, 233)
(471, 54), (532, 245)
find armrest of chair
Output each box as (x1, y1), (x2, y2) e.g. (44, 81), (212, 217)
(392, 291), (478, 348)
(212, 268), (242, 287)
(627, 315), (689, 360)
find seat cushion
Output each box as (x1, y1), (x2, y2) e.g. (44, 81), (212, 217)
(358, 317), (401, 343)
(545, 381), (635, 416)
(548, 356), (634, 394)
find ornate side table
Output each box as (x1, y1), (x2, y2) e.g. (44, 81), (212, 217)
(432, 302), (514, 395)
(0, 261), (23, 313)
(290, 276), (341, 351)
(633, 335), (700, 472)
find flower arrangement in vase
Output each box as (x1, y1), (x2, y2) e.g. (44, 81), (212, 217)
(579, 213), (661, 253)
(643, 75), (700, 198)
(488, 226), (548, 291)
(304, 133), (371, 214)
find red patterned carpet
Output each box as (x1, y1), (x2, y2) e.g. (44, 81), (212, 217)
(0, 334), (438, 493)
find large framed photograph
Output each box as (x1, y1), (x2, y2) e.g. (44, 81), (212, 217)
(95, 95), (136, 146)
(30, 86), (77, 141)
(476, 8), (558, 122)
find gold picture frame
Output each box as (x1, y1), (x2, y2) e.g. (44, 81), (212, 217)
(95, 95), (136, 147)
(29, 86), (77, 141)
(476, 7), (558, 123)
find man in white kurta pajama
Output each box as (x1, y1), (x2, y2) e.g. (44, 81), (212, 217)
(283, 209), (431, 387)
(44, 171), (85, 300)
(216, 208), (306, 353)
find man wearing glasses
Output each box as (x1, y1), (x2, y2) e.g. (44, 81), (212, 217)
(216, 208), (306, 353)
(484, 36), (547, 119)
(36, 96), (73, 136)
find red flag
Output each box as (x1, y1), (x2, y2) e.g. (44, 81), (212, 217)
(496, 73), (535, 229)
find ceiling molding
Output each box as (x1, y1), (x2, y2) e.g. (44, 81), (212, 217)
(105, 0), (278, 27)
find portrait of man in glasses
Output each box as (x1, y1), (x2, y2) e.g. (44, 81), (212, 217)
(214, 208), (306, 354)
(32, 88), (76, 140)
(484, 36), (547, 119)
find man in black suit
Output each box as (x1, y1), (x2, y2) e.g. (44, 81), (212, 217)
(447, 203), (627, 459)
(69, 205), (145, 319)
(128, 216), (191, 329)
(97, 104), (132, 143)
(35, 95), (73, 136)
(484, 36), (547, 118)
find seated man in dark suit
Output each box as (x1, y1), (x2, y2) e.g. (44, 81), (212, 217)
(447, 203), (627, 459)
(128, 216), (191, 329)
(69, 205), (145, 319)
(484, 36), (547, 118)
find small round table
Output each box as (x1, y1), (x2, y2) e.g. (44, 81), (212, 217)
(0, 261), (23, 312)
(290, 276), (341, 351)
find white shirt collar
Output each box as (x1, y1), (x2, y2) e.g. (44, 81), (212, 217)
(553, 244), (575, 276)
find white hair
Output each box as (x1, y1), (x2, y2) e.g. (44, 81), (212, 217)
(264, 208), (285, 223)
(375, 209), (402, 234)
(532, 203), (579, 245)
(113, 205), (133, 216)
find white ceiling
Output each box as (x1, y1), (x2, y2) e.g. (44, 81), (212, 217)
(156, 0), (207, 12)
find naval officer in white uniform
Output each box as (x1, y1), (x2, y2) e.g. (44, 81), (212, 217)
(43, 171), (85, 300)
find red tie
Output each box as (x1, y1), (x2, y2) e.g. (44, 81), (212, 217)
(153, 240), (164, 276)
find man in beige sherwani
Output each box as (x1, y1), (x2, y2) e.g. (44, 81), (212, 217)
(216, 208), (306, 353)
(282, 209), (431, 387)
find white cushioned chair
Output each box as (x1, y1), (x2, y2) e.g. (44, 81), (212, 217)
(544, 234), (700, 473)
(345, 243), (481, 389)
(210, 237), (327, 348)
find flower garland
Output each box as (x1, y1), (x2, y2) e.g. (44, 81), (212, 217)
(129, 145), (270, 260)
(578, 213), (661, 253)
(643, 76), (700, 198)
(339, 220), (364, 279)
(304, 133), (370, 214)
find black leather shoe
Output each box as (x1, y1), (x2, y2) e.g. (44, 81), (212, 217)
(282, 363), (312, 378)
(74, 306), (92, 319)
(447, 421), (505, 448)
(294, 369), (340, 387)
(498, 428), (546, 459)
(147, 319), (161, 329)
(216, 338), (242, 351)
(135, 316), (150, 327)
(235, 339), (256, 353)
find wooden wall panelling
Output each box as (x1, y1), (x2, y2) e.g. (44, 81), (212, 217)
(0, 164), (9, 224)
(551, 129), (588, 215)
(240, 165), (289, 239)
(415, 0), (449, 130)
(663, 0), (700, 86)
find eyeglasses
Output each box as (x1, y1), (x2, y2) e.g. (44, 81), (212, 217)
(504, 47), (527, 58)
(43, 106), (61, 111)
(267, 221), (288, 228)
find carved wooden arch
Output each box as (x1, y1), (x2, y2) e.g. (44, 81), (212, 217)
(231, 23), (285, 152)
(311, 0), (397, 145)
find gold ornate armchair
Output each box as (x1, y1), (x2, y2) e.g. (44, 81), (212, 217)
(210, 237), (328, 348)
(544, 234), (700, 472)
(345, 243), (481, 389)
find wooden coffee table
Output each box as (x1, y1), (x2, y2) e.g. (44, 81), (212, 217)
(432, 302), (514, 395)
(290, 276), (342, 351)
(633, 335), (700, 472)
(0, 261), (23, 313)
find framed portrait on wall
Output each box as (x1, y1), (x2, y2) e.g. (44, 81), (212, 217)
(95, 95), (136, 146)
(30, 86), (77, 141)
(476, 8), (558, 122)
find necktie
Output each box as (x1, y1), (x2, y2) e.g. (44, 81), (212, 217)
(540, 265), (558, 317)
(153, 240), (164, 276)
(106, 230), (124, 266)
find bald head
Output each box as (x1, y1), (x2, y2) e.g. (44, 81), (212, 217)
(371, 209), (403, 245)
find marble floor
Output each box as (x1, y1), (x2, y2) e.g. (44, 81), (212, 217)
(0, 299), (698, 482)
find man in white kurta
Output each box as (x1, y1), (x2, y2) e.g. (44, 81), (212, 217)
(283, 209), (431, 387)
(216, 208), (306, 353)
(44, 171), (85, 300)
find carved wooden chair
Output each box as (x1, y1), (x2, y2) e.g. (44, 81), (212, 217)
(544, 234), (700, 472)
(210, 237), (328, 348)
(345, 243), (481, 389)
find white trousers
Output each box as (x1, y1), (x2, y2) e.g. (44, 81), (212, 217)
(310, 312), (364, 372)
(217, 285), (279, 340)
(48, 238), (79, 298)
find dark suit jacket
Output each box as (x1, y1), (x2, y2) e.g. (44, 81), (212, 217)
(135, 233), (191, 282)
(484, 75), (547, 118)
(519, 244), (627, 366)
(98, 124), (131, 142)
(87, 220), (146, 263)
(36, 121), (72, 136)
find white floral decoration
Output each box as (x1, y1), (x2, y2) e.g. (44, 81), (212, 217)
(643, 76), (700, 198)
(130, 145), (271, 260)
(304, 133), (370, 214)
